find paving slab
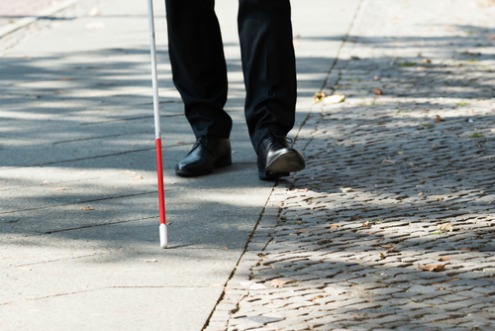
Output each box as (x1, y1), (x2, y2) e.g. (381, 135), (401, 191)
(1, 0), (352, 330)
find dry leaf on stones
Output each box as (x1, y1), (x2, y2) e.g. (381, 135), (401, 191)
(419, 263), (446, 272)
(374, 87), (384, 95)
(381, 244), (397, 252)
(269, 279), (293, 288)
(363, 219), (381, 228)
(323, 94), (346, 104)
(437, 223), (454, 232)
(313, 91), (327, 103)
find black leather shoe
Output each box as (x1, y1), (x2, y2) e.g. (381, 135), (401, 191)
(257, 135), (305, 180)
(175, 136), (232, 177)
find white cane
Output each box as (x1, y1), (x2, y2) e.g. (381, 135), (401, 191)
(147, 0), (168, 248)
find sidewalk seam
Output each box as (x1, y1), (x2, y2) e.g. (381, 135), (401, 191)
(320, 0), (365, 93)
(201, 185), (278, 330)
(0, 0), (81, 38)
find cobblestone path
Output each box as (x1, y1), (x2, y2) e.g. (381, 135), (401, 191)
(206, 1), (495, 330)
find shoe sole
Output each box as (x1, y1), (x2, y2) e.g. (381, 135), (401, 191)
(259, 151), (305, 180)
(175, 154), (232, 177)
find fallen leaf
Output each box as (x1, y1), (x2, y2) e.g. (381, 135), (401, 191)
(419, 263), (446, 272)
(313, 91), (327, 103)
(435, 115), (442, 123)
(362, 219), (381, 227)
(374, 87), (384, 95)
(89, 7), (101, 16)
(438, 256), (451, 262)
(382, 158), (396, 165)
(80, 206), (95, 211)
(309, 294), (325, 302)
(323, 94), (346, 104)
(381, 244), (397, 252)
(379, 252), (387, 259)
(269, 279), (292, 288)
(437, 223), (454, 232)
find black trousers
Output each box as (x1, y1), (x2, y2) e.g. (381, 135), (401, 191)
(164, 0), (296, 152)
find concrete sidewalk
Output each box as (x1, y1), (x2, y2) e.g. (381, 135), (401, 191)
(0, 0), (358, 330)
(2, 0), (495, 330)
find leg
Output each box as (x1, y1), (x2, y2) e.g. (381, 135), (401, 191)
(238, 0), (297, 151)
(238, 0), (304, 180)
(166, 0), (232, 177)
(165, 0), (232, 138)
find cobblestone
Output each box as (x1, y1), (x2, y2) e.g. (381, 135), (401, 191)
(205, 0), (495, 330)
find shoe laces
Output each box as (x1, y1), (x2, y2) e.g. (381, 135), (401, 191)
(189, 136), (207, 152)
(271, 134), (293, 147)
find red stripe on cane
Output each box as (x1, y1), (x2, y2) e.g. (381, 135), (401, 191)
(155, 138), (166, 225)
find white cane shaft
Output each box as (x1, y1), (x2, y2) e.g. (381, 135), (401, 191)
(147, 0), (161, 139)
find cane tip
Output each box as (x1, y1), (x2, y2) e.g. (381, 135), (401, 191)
(159, 223), (168, 249)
